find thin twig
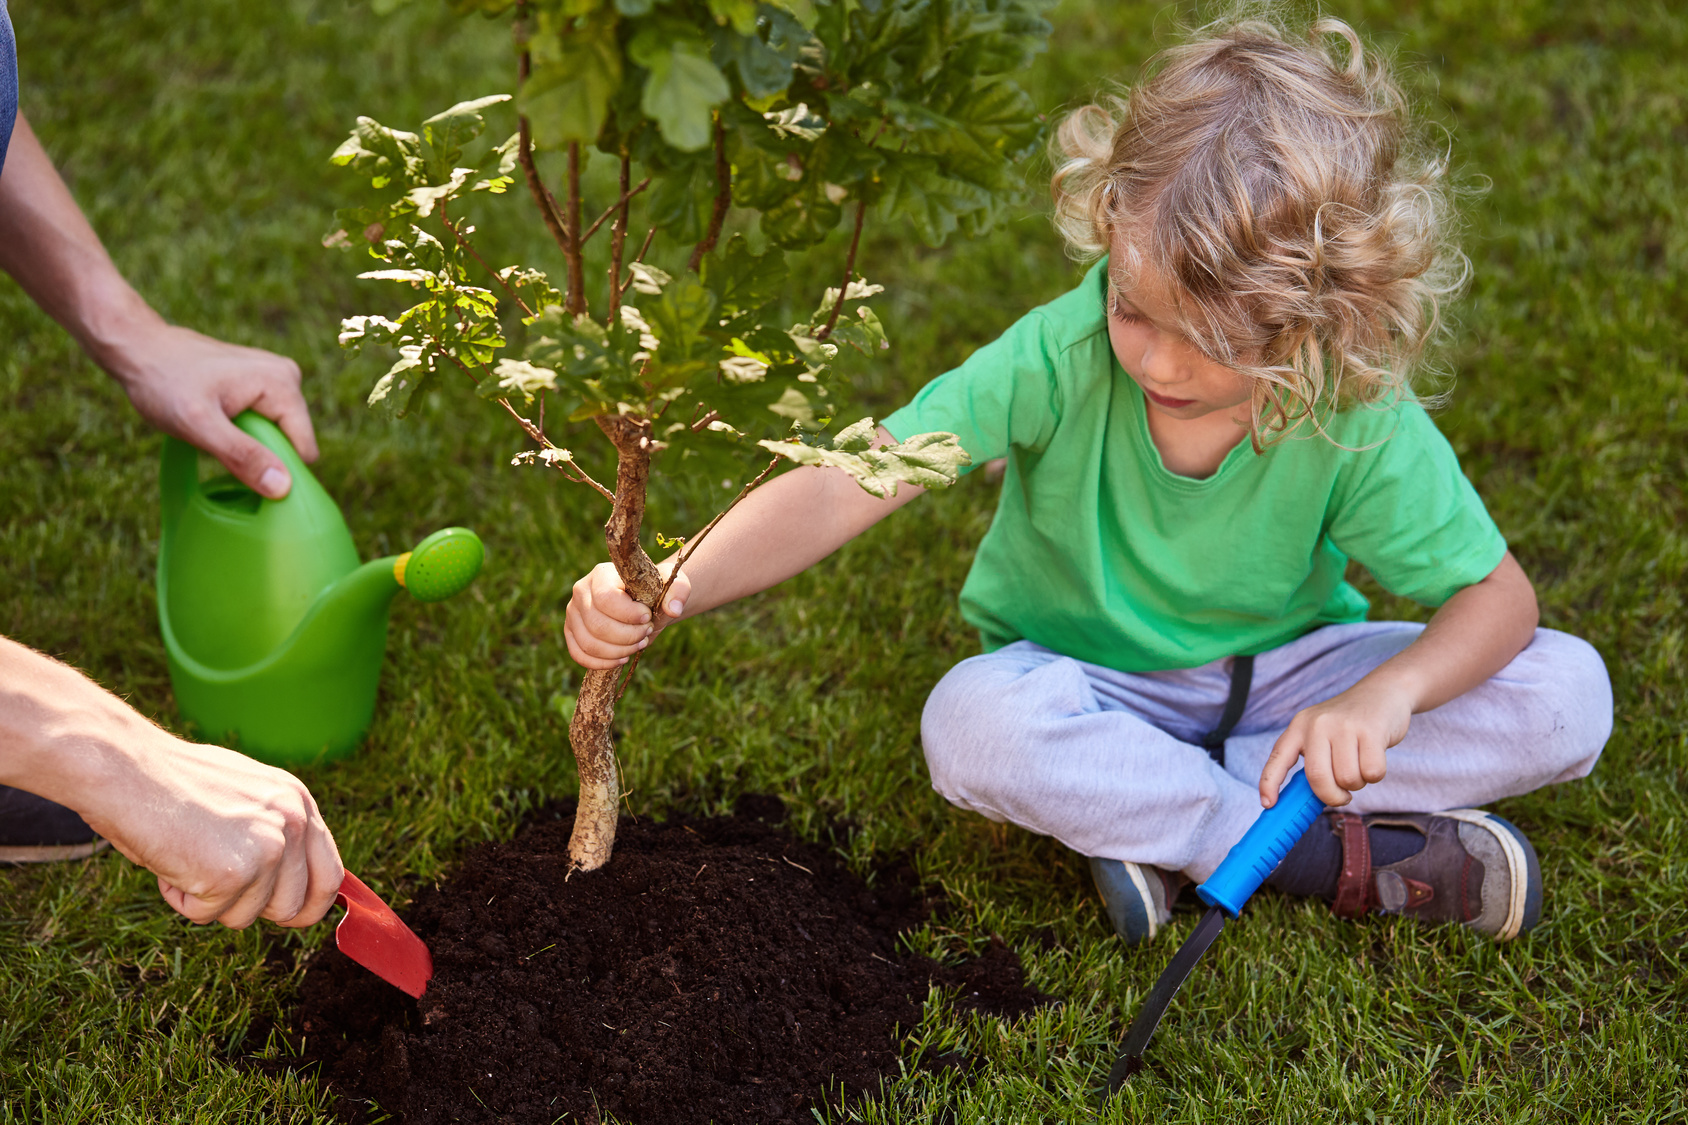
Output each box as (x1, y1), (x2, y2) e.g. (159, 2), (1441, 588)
(817, 200), (867, 340)
(436, 348), (485, 384)
(689, 409), (721, 433)
(687, 116), (732, 273)
(490, 394), (617, 504)
(563, 142), (587, 315)
(582, 176), (651, 244)
(516, 45), (574, 264)
(613, 455), (781, 706)
(439, 204), (536, 318)
(618, 227), (658, 295)
(607, 153), (632, 319)
(659, 455), (780, 609)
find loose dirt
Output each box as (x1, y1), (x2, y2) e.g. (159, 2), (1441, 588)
(294, 798), (1047, 1124)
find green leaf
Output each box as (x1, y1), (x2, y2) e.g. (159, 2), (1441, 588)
(729, 144), (804, 211)
(762, 102), (826, 141)
(757, 425), (969, 497)
(701, 234), (789, 313)
(761, 183), (842, 247)
(630, 31), (730, 151)
(874, 152), (991, 246)
(520, 16), (622, 148)
(707, 0), (759, 35)
(367, 345), (433, 417)
(831, 416), (876, 451)
(644, 273), (718, 360)
(614, 0), (654, 12)
(479, 358), (559, 404)
(421, 94), (511, 161)
(766, 387), (820, 428)
(338, 314), (404, 350)
(828, 304), (890, 355)
(331, 117), (424, 184)
(712, 27), (793, 99)
(646, 156), (717, 243)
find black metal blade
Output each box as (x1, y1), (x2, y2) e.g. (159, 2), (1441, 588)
(1103, 905), (1227, 1096)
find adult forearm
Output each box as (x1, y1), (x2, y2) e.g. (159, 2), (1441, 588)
(0, 636), (160, 807)
(667, 453), (924, 618)
(0, 113), (161, 373)
(1357, 551), (1540, 714)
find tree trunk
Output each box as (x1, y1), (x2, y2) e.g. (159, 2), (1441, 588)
(566, 414), (663, 872)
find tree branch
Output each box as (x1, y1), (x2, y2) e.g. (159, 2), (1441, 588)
(497, 398), (617, 504)
(619, 227), (658, 296)
(516, 46), (574, 265)
(583, 176), (651, 244)
(615, 453), (781, 704)
(563, 142), (587, 315)
(608, 154), (632, 319)
(686, 115), (732, 273)
(439, 204), (535, 318)
(817, 200), (867, 340)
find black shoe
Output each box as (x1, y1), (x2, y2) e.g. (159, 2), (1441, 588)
(0, 785), (106, 864)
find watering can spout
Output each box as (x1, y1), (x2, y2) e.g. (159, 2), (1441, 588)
(157, 412), (484, 765)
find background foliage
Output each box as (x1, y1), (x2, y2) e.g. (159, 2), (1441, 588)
(0, 0), (1684, 1120)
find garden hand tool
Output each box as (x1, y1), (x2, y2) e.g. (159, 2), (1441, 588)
(335, 871), (433, 998)
(158, 411), (484, 766)
(1103, 770), (1325, 1094)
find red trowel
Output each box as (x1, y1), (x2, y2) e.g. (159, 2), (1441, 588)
(334, 871), (433, 998)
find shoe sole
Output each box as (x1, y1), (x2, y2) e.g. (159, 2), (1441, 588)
(0, 838), (109, 865)
(1089, 856), (1160, 944)
(1439, 810), (1539, 940)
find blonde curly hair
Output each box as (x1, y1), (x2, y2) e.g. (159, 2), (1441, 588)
(1051, 11), (1467, 443)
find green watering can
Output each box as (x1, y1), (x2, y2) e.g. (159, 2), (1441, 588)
(158, 412), (483, 766)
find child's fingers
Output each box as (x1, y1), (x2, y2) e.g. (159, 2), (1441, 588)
(658, 569), (692, 621)
(1258, 725), (1305, 807)
(563, 614), (637, 669)
(1330, 732), (1365, 794)
(1359, 734), (1388, 785)
(1302, 738), (1349, 807)
(585, 562), (653, 625)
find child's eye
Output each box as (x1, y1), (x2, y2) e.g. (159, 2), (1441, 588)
(1110, 292), (1144, 324)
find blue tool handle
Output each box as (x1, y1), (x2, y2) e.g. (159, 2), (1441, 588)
(1196, 771), (1326, 918)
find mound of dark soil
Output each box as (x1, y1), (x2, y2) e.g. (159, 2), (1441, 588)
(295, 798), (1047, 1124)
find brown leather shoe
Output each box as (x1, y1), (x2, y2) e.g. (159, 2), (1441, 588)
(1328, 809), (1542, 941)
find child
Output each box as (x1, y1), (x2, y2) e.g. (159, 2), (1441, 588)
(565, 13), (1612, 945)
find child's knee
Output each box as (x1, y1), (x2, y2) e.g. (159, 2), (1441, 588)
(919, 651), (1081, 801)
(1519, 629), (1614, 781)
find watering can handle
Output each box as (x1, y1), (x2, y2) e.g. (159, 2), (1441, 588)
(159, 412), (311, 536)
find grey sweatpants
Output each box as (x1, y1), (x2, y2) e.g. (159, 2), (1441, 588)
(921, 623), (1612, 881)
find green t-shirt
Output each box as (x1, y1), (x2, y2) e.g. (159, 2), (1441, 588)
(881, 261), (1507, 672)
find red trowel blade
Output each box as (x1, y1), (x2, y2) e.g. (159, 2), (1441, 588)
(334, 871), (433, 998)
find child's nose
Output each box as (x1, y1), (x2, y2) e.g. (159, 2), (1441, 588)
(1140, 339), (1187, 387)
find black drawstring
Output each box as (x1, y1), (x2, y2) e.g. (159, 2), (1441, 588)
(1200, 654), (1254, 768)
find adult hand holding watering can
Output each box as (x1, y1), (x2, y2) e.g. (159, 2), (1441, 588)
(0, 114), (317, 501)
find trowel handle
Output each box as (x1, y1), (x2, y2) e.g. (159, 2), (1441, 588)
(1196, 771), (1326, 918)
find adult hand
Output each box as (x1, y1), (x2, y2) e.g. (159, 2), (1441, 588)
(105, 320), (318, 499)
(0, 113), (317, 498)
(1257, 679), (1413, 809)
(80, 733), (343, 929)
(564, 560), (691, 670)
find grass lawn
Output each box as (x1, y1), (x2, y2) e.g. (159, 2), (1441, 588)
(2, 0), (1684, 1120)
